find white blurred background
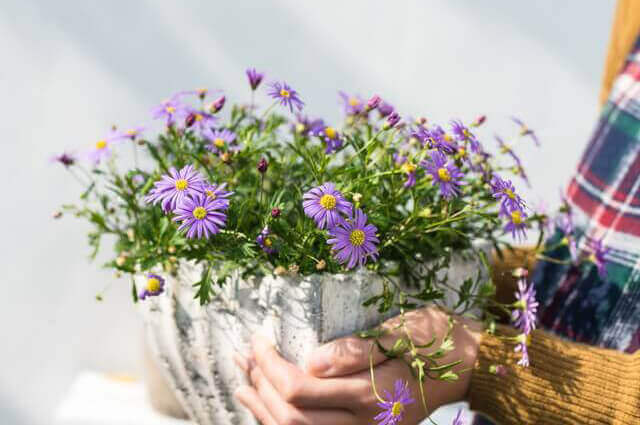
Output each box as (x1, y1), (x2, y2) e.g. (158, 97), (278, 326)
(0, 1), (616, 424)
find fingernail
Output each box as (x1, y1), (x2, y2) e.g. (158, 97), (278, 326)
(233, 353), (249, 372)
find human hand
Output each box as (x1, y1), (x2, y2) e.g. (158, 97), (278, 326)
(234, 307), (482, 425)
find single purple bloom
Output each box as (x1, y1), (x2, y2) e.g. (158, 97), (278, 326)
(377, 100), (394, 117)
(120, 125), (146, 141)
(144, 164), (205, 212)
(588, 238), (610, 279)
(52, 152), (75, 167)
(327, 208), (379, 269)
(246, 68), (264, 90)
(503, 208), (528, 241)
(366, 94), (381, 111)
(452, 408), (466, 425)
(86, 132), (123, 165)
(268, 81), (304, 112)
(450, 119), (480, 152)
(413, 126), (456, 154)
(338, 91), (365, 115)
(139, 273), (165, 300)
(558, 213), (578, 261)
(398, 160), (417, 188)
(132, 174), (146, 185)
(511, 116), (540, 146)
(314, 125), (343, 153)
(491, 175), (526, 215)
(421, 151), (466, 199)
(293, 114), (325, 136)
(184, 107), (217, 134)
(511, 277), (538, 335)
(302, 182), (352, 229)
(151, 96), (187, 126)
(256, 227), (276, 254)
(373, 379), (415, 425)
(205, 128), (237, 154)
(173, 193), (228, 239)
(202, 182), (233, 210)
(384, 112), (401, 129)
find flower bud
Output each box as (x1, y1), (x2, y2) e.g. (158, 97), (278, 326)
(288, 264), (299, 275)
(185, 113), (196, 128)
(315, 259), (326, 271)
(210, 95), (226, 113)
(383, 112), (401, 130)
(473, 115), (486, 127)
(220, 152), (232, 164)
(257, 157), (268, 173)
(274, 266), (287, 276)
(52, 211), (63, 219)
(271, 207), (281, 218)
(366, 94), (381, 111)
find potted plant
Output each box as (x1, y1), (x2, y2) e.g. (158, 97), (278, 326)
(53, 68), (542, 425)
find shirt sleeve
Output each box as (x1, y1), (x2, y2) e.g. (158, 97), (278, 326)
(469, 327), (640, 424)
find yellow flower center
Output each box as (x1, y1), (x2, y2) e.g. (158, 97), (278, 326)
(205, 190), (217, 199)
(324, 126), (337, 139)
(401, 162), (416, 174)
(319, 194), (337, 210)
(511, 210), (523, 225)
(146, 277), (161, 292)
(295, 123), (306, 133)
(280, 88), (290, 98)
(463, 129), (471, 138)
(444, 134), (453, 142)
(348, 97), (360, 106)
(194, 113), (203, 122)
(505, 189), (516, 200)
(589, 253), (597, 263)
(192, 206), (207, 220)
(175, 179), (188, 191)
(500, 145), (511, 154)
(165, 106), (176, 113)
(96, 140), (107, 149)
(458, 147), (466, 157)
(126, 129), (138, 136)
(391, 401), (404, 417)
(264, 238), (273, 247)
(437, 167), (451, 182)
(349, 229), (366, 246)
(214, 138), (225, 148)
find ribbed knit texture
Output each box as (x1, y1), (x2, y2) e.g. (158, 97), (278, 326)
(469, 328), (640, 424)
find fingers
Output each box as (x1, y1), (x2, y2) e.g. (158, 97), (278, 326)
(235, 385), (278, 425)
(305, 334), (389, 378)
(250, 334), (368, 408)
(247, 364), (356, 425)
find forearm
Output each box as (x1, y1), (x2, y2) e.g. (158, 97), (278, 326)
(469, 327), (640, 424)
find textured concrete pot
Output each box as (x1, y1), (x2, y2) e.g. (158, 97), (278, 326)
(138, 247), (488, 425)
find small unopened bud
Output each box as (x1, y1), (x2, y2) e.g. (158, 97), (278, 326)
(274, 266), (287, 276)
(383, 112), (401, 130)
(352, 193), (363, 203)
(127, 228), (135, 241)
(489, 364), (508, 376)
(220, 152), (232, 164)
(257, 157), (268, 173)
(167, 245), (176, 254)
(185, 113), (196, 128)
(271, 207), (281, 218)
(315, 259), (326, 271)
(366, 94), (381, 111)
(512, 267), (529, 278)
(168, 256), (177, 264)
(473, 115), (486, 127)
(197, 88), (208, 100)
(52, 211), (63, 219)
(288, 264), (299, 275)
(416, 117), (428, 125)
(116, 255), (127, 267)
(210, 95), (226, 113)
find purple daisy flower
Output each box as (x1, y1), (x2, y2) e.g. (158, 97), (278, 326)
(256, 227), (276, 254)
(511, 116), (540, 146)
(202, 182), (233, 210)
(377, 100), (394, 118)
(512, 277), (538, 335)
(151, 96), (186, 126)
(144, 164), (205, 212)
(373, 379), (415, 425)
(87, 132), (123, 165)
(120, 126), (146, 141)
(421, 151), (466, 199)
(302, 182), (352, 229)
(205, 129), (237, 154)
(314, 125), (343, 153)
(185, 107), (217, 134)
(327, 208), (379, 269)
(451, 119), (481, 152)
(414, 126), (457, 154)
(588, 238), (610, 279)
(452, 409), (466, 425)
(515, 334), (530, 367)
(173, 193), (228, 239)
(399, 161), (417, 188)
(558, 213), (578, 261)
(503, 208), (528, 241)
(52, 152), (76, 167)
(246, 68), (264, 90)
(293, 114), (325, 136)
(491, 175), (526, 215)
(338, 91), (365, 115)
(268, 81), (304, 112)
(139, 273), (165, 300)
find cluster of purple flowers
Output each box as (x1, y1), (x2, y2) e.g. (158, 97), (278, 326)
(145, 164), (232, 239)
(511, 268), (538, 367)
(491, 175), (528, 241)
(302, 183), (379, 269)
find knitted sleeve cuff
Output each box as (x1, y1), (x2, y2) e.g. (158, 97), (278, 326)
(469, 328), (640, 424)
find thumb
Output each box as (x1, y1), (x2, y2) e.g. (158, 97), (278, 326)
(305, 335), (389, 378)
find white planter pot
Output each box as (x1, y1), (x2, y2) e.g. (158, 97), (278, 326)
(138, 247), (488, 425)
